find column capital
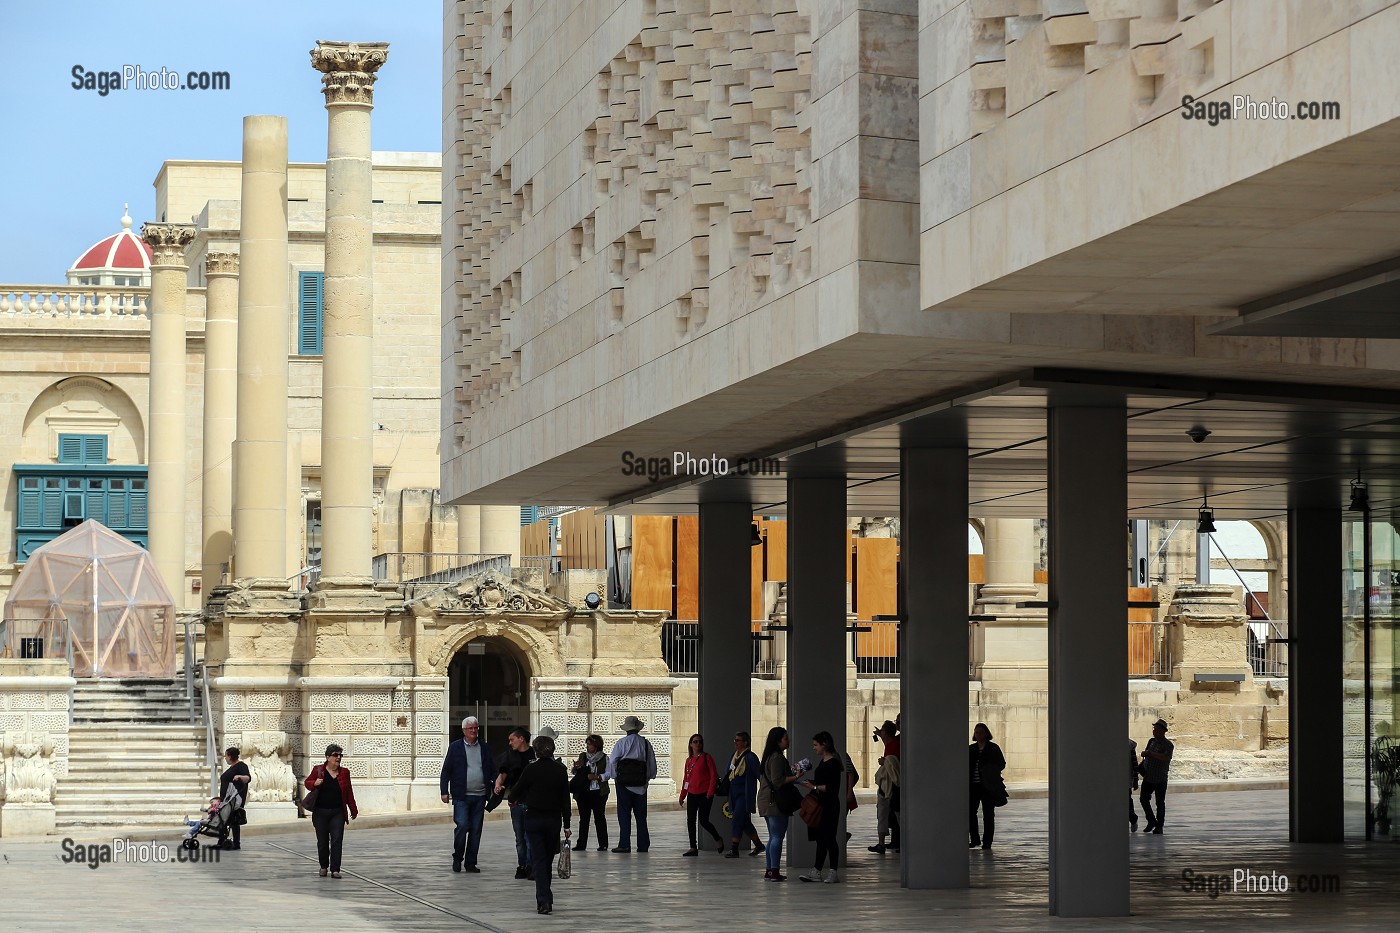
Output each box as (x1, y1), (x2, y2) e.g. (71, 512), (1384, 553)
(310, 40), (389, 106)
(205, 251), (239, 278)
(140, 223), (195, 267)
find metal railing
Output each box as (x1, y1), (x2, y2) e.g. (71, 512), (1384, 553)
(371, 552), (511, 586)
(1248, 619), (1288, 677)
(0, 616), (67, 660)
(660, 621), (785, 677)
(200, 662), (218, 796)
(1128, 621), (1169, 676)
(519, 555), (563, 575)
(853, 622), (899, 676)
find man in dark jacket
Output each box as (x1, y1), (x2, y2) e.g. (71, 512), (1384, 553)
(440, 716), (499, 873)
(494, 726), (536, 878)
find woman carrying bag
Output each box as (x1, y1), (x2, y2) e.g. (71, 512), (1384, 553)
(723, 731), (764, 859)
(679, 733), (722, 855)
(969, 722), (1008, 850)
(305, 744), (359, 878)
(570, 734), (609, 852)
(511, 734), (572, 916)
(797, 731), (843, 884)
(756, 726), (803, 882)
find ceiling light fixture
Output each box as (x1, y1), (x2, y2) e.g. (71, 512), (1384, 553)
(1196, 492), (1216, 534)
(1349, 471), (1370, 513)
(750, 523), (764, 547)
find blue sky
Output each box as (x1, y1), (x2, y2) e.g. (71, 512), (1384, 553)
(0, 1), (441, 282)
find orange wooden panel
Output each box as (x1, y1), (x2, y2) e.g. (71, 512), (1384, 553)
(858, 621), (900, 659)
(855, 538), (898, 621)
(1033, 569), (1048, 584)
(968, 554), (986, 585)
(631, 515), (674, 613)
(846, 530), (853, 582)
(765, 520), (787, 582)
(1127, 586), (1155, 623)
(676, 515), (699, 620)
(521, 519), (550, 559)
(1127, 587), (1156, 674)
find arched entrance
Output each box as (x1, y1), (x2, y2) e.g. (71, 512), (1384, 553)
(446, 637), (531, 748)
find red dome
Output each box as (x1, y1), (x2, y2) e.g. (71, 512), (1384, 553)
(70, 208), (153, 273)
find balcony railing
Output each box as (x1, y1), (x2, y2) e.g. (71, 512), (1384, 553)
(1, 284), (150, 322)
(1248, 619), (1288, 677)
(371, 552), (512, 588)
(1128, 621), (1170, 677)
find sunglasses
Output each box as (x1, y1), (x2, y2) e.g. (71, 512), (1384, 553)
(328, 752), (343, 758)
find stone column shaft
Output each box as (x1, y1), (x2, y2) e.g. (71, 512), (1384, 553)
(481, 504), (521, 565)
(142, 222), (196, 604)
(312, 41), (387, 583)
(457, 505), (482, 554)
(200, 252), (239, 602)
(233, 115), (290, 580)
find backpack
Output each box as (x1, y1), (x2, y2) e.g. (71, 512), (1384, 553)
(614, 743), (650, 786)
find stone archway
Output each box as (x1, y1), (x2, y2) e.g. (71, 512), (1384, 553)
(446, 635), (532, 748)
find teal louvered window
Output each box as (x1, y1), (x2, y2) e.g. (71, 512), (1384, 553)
(57, 433), (107, 465)
(521, 506), (538, 525)
(298, 271), (325, 355)
(14, 466), (148, 560)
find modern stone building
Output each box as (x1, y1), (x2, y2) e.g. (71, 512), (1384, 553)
(442, 0), (1400, 917)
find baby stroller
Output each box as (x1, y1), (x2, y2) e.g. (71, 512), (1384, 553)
(182, 782), (244, 850)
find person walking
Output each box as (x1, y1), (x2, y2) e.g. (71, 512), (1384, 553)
(869, 720), (901, 855)
(1128, 738), (1140, 831)
(509, 734), (572, 915)
(494, 727), (536, 879)
(757, 726), (803, 882)
(218, 747), (251, 850)
(798, 730), (843, 884)
(679, 733), (722, 855)
(439, 716), (499, 873)
(969, 722), (1007, 850)
(570, 734), (609, 852)
(1140, 719), (1175, 834)
(723, 731), (764, 858)
(306, 744), (358, 878)
(603, 715), (657, 853)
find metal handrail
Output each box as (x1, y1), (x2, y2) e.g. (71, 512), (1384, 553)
(200, 662), (217, 795)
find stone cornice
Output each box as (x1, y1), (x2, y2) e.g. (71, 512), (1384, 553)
(311, 41), (389, 106)
(204, 251), (239, 277)
(140, 222), (196, 267)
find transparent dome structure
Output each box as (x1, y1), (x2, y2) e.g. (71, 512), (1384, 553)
(2, 520), (176, 677)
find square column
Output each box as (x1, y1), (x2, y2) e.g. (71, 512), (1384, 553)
(698, 500), (753, 839)
(1288, 501), (1344, 842)
(900, 436), (969, 888)
(1047, 397), (1129, 917)
(785, 473), (848, 870)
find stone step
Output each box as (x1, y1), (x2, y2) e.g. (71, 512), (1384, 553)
(54, 810), (204, 829)
(69, 725), (205, 738)
(60, 788), (212, 804)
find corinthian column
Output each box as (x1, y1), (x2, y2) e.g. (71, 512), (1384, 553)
(141, 222), (196, 604)
(310, 40), (388, 588)
(200, 251), (238, 602)
(233, 115), (290, 581)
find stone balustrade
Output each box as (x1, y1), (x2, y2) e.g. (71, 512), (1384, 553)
(0, 284), (150, 322)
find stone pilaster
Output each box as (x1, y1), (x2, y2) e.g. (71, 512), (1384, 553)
(310, 40), (388, 587)
(233, 115), (290, 580)
(201, 251), (238, 604)
(1167, 584), (1256, 687)
(141, 222), (195, 605)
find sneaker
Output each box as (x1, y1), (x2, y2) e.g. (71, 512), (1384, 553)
(798, 868), (823, 883)
(824, 869), (840, 883)
(319, 868), (328, 877)
(597, 845), (608, 852)
(868, 843), (886, 854)
(750, 843), (764, 857)
(769, 871), (786, 882)
(725, 848), (740, 859)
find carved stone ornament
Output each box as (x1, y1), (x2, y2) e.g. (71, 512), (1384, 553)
(414, 569), (570, 617)
(239, 730), (295, 803)
(139, 222), (196, 267)
(204, 251), (240, 277)
(0, 732), (57, 804)
(310, 41), (389, 106)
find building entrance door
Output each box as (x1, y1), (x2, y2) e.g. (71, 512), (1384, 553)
(446, 638), (530, 749)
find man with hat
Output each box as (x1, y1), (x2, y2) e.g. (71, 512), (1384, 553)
(1139, 719), (1174, 834)
(868, 720), (901, 854)
(603, 715), (657, 852)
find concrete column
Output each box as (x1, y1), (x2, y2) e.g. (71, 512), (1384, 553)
(457, 505), (482, 554)
(141, 222), (196, 604)
(199, 251), (238, 603)
(1288, 502), (1344, 842)
(481, 504), (521, 566)
(233, 115), (290, 581)
(698, 500), (752, 840)
(1046, 396), (1129, 917)
(311, 40), (388, 583)
(899, 432), (969, 889)
(785, 473), (847, 871)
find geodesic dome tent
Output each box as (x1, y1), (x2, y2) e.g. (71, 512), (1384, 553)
(2, 520), (176, 677)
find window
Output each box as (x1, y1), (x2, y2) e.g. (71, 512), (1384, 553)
(298, 271), (324, 355)
(520, 506), (538, 525)
(57, 434), (107, 465)
(15, 465), (148, 559)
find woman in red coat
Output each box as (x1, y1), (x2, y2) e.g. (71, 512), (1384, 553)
(306, 743), (359, 877)
(680, 733), (723, 855)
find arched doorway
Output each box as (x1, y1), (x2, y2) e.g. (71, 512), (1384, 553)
(446, 637), (531, 748)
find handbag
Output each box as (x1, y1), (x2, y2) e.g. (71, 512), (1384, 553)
(764, 761), (802, 816)
(557, 841), (572, 879)
(798, 793), (823, 828)
(715, 754), (732, 796)
(302, 766), (322, 813)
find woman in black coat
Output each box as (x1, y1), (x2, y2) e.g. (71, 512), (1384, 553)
(510, 735), (572, 915)
(969, 722), (1006, 850)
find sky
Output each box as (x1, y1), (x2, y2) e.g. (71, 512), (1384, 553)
(0, 1), (442, 282)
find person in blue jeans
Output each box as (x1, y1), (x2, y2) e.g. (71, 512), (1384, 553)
(757, 727), (803, 881)
(440, 716), (498, 873)
(494, 726), (535, 879)
(724, 731), (764, 858)
(603, 715), (657, 852)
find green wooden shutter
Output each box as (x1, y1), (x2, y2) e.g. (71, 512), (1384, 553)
(18, 483), (41, 527)
(57, 434), (107, 464)
(129, 485), (148, 529)
(41, 489), (62, 527)
(82, 435), (107, 464)
(298, 271), (324, 355)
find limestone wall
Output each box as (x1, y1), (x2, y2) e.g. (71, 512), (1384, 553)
(0, 659), (73, 837)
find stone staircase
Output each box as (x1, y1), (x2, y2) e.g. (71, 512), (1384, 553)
(56, 679), (213, 831)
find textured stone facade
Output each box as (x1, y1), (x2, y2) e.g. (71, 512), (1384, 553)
(0, 660), (73, 836)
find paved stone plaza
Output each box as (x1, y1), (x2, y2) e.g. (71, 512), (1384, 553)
(1, 790), (1395, 931)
